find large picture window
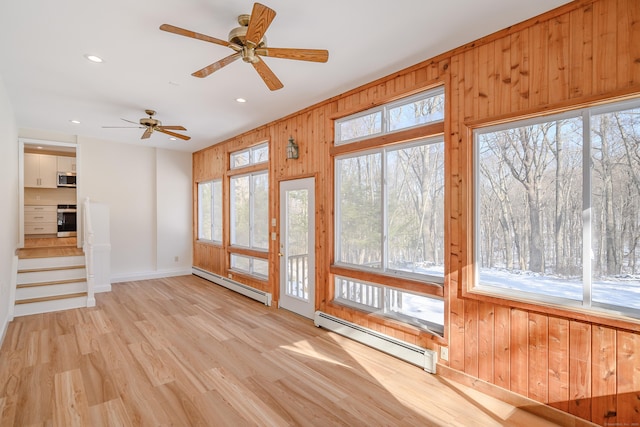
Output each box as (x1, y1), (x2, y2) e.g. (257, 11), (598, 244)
(230, 171), (268, 250)
(335, 137), (445, 283)
(475, 98), (640, 317)
(197, 179), (222, 243)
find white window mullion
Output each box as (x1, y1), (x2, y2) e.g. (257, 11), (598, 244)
(249, 175), (255, 248)
(382, 149), (388, 271)
(582, 111), (592, 307)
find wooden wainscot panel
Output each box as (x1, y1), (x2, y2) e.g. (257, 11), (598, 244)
(568, 321), (591, 420)
(528, 312), (549, 404)
(616, 330), (640, 424)
(548, 316), (570, 413)
(590, 325), (616, 426)
(509, 308), (529, 396)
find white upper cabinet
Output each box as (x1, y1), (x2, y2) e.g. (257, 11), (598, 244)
(24, 153), (57, 188)
(57, 156), (76, 173)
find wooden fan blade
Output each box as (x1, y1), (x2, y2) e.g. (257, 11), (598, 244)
(158, 125), (186, 131)
(245, 3), (276, 47)
(141, 127), (153, 139)
(192, 53), (241, 78)
(157, 128), (191, 141)
(251, 58), (283, 91)
(256, 47), (329, 63)
(160, 24), (241, 50)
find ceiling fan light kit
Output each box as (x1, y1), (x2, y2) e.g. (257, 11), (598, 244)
(160, 2), (329, 91)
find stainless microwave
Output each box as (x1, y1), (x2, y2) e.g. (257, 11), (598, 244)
(57, 172), (76, 188)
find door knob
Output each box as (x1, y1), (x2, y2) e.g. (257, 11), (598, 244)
(278, 252), (283, 257)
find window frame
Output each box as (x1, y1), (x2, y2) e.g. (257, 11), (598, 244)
(334, 86), (445, 145)
(333, 275), (445, 336)
(197, 179), (222, 244)
(230, 142), (269, 169)
(334, 136), (446, 285)
(472, 96), (640, 320)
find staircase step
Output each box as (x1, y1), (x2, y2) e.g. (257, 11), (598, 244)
(17, 267), (86, 286)
(18, 264), (85, 274)
(18, 255), (85, 270)
(16, 281), (87, 300)
(13, 294), (88, 317)
(16, 292), (88, 305)
(17, 278), (86, 288)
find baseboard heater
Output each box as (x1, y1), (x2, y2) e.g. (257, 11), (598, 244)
(314, 311), (437, 374)
(192, 267), (272, 306)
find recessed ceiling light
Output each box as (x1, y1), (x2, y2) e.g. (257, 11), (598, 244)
(69, 119), (80, 124)
(36, 146), (43, 150)
(236, 98), (247, 103)
(169, 137), (177, 141)
(84, 54), (103, 63)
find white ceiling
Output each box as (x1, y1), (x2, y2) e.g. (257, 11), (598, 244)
(0, 0), (571, 153)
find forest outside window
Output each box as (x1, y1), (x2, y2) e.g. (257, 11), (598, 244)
(197, 179), (222, 243)
(335, 137), (445, 283)
(474, 98), (640, 318)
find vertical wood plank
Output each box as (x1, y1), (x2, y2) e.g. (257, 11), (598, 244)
(617, 331), (640, 424)
(528, 312), (548, 403)
(477, 43), (490, 119)
(493, 305), (510, 390)
(618, 0), (640, 87)
(548, 317), (570, 412)
(498, 36), (512, 116)
(477, 302), (494, 382)
(568, 321), (591, 420)
(569, 3), (594, 98)
(591, 326), (617, 425)
(592, 0), (618, 94)
(548, 14), (570, 105)
(510, 309), (528, 396)
(529, 20), (549, 107)
(464, 299), (479, 377)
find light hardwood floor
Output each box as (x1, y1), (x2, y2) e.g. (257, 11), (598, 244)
(0, 275), (575, 426)
(19, 236), (81, 259)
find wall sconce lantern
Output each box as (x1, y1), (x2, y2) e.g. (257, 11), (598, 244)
(286, 136), (299, 160)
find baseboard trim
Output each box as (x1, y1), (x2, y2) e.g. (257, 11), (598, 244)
(110, 268), (192, 284)
(0, 310), (10, 350)
(436, 364), (597, 427)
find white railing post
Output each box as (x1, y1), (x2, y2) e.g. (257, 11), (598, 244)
(83, 197), (96, 307)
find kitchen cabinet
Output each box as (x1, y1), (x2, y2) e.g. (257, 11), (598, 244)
(24, 153), (57, 188)
(57, 156), (76, 173)
(24, 205), (57, 235)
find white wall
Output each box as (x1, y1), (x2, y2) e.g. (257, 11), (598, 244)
(16, 129), (193, 283)
(0, 75), (19, 339)
(77, 136), (192, 282)
(156, 149), (192, 274)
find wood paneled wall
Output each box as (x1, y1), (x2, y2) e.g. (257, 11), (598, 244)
(193, 0), (640, 424)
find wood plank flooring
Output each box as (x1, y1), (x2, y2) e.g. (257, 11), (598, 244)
(0, 275), (573, 426)
(19, 237), (82, 259)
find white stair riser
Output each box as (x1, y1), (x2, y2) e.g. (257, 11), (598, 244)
(16, 281), (87, 300)
(17, 268), (86, 285)
(13, 296), (88, 317)
(18, 255), (85, 270)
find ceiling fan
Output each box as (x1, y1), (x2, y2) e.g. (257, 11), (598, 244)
(103, 110), (190, 141)
(160, 2), (329, 91)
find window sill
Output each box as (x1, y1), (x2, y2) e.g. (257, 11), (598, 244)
(463, 284), (640, 333)
(196, 239), (223, 247)
(327, 300), (447, 344)
(330, 264), (444, 298)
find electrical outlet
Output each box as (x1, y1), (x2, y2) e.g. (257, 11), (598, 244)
(440, 346), (449, 361)
(228, 273), (233, 279)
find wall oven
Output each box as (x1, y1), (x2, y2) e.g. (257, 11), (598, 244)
(57, 204), (77, 237)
